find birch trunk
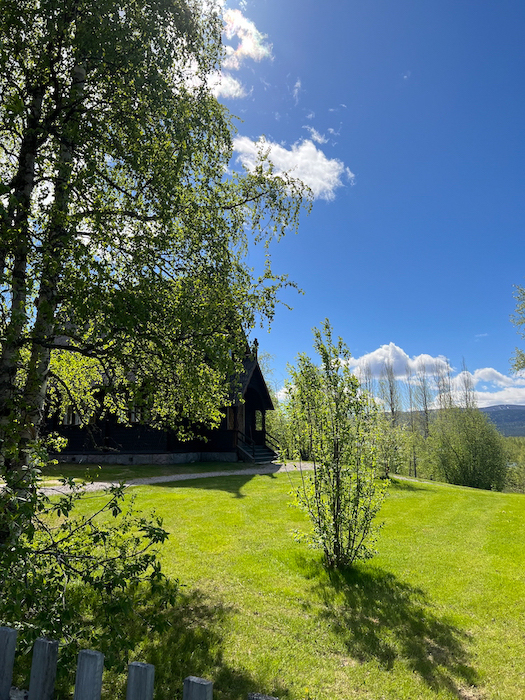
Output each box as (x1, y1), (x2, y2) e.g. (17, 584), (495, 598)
(0, 87), (44, 469)
(18, 66), (86, 467)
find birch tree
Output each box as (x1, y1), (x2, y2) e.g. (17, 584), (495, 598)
(379, 359), (401, 428)
(428, 362), (507, 490)
(0, 0), (308, 476)
(414, 361), (433, 438)
(404, 363), (419, 477)
(511, 284), (525, 372)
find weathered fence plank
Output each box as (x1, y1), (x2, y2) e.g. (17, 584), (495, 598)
(1, 628), (279, 700)
(73, 650), (104, 700)
(28, 638), (58, 700)
(182, 676), (213, 700)
(0, 627), (17, 700)
(126, 662), (155, 700)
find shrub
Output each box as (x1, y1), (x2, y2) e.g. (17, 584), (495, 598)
(0, 466), (174, 695)
(429, 407), (507, 490)
(286, 321), (387, 569)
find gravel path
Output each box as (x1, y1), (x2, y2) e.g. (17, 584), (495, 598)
(40, 461), (312, 495)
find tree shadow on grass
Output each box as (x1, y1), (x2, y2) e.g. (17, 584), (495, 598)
(388, 477), (435, 493)
(157, 470), (281, 499)
(102, 586), (289, 700)
(298, 558), (480, 699)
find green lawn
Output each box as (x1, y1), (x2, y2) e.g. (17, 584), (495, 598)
(73, 472), (525, 700)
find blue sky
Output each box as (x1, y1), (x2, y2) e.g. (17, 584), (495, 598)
(212, 0), (525, 406)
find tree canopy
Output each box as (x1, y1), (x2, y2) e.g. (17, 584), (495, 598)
(512, 285), (525, 373)
(0, 0), (309, 471)
(429, 406), (507, 490)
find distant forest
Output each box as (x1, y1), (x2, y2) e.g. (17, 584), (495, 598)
(394, 405), (525, 437)
(480, 405), (525, 437)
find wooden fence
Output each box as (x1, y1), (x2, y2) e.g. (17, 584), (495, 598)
(0, 628), (278, 700)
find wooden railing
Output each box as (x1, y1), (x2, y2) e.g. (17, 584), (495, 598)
(0, 627), (278, 700)
(236, 430), (256, 461)
(235, 430), (280, 462)
(264, 432), (280, 454)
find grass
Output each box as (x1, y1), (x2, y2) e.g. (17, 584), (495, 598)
(61, 471), (525, 699)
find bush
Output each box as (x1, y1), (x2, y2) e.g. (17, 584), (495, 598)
(286, 321), (387, 569)
(429, 407), (507, 490)
(504, 436), (525, 491)
(0, 466), (174, 696)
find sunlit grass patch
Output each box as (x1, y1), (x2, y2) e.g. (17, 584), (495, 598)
(68, 473), (525, 699)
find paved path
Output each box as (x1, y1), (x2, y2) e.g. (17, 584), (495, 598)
(40, 462), (313, 495)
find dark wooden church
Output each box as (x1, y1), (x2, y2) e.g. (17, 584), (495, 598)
(48, 348), (278, 465)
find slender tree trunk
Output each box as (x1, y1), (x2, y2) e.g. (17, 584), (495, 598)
(0, 87), (45, 469)
(19, 66), (86, 466)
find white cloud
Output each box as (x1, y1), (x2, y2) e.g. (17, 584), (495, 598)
(209, 72), (248, 99)
(347, 342), (525, 407)
(293, 78), (302, 104)
(275, 386), (289, 403)
(475, 385), (525, 407)
(328, 124), (341, 137)
(302, 126), (327, 144)
(233, 136), (354, 201)
(471, 367), (520, 388)
(452, 368), (525, 407)
(198, 8), (272, 100)
(223, 9), (273, 70)
(347, 342), (451, 380)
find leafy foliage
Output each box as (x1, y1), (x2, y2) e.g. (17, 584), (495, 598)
(0, 466), (174, 694)
(0, 3), (307, 691)
(286, 321), (387, 569)
(0, 0), (309, 473)
(374, 416), (408, 479)
(511, 284), (525, 373)
(428, 407), (507, 490)
(504, 436), (525, 491)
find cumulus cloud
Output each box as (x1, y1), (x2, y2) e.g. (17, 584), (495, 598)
(347, 343), (451, 381)
(452, 368), (525, 407)
(275, 341), (525, 408)
(346, 342), (525, 407)
(223, 9), (273, 70)
(474, 385), (525, 407)
(471, 367), (519, 388)
(233, 136), (354, 201)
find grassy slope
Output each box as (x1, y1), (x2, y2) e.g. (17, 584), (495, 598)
(77, 472), (525, 700)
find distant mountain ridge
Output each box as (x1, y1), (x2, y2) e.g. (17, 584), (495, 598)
(480, 404), (525, 436)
